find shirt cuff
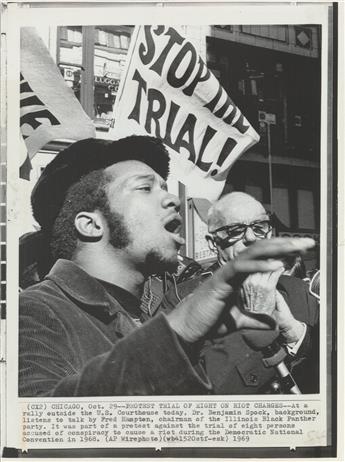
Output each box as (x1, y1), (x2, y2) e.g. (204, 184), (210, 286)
(285, 322), (307, 356)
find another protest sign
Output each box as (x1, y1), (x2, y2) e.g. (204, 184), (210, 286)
(20, 27), (95, 176)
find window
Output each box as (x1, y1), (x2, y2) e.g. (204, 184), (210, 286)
(57, 25), (133, 130)
(58, 26), (83, 100)
(272, 187), (290, 227)
(297, 190), (315, 229)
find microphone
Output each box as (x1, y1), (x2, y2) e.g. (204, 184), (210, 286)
(242, 328), (301, 394)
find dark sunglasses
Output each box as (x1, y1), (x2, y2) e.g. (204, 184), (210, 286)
(207, 215), (272, 250)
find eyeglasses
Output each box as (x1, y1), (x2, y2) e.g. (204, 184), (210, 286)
(208, 217), (272, 250)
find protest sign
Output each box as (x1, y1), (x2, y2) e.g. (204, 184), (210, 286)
(20, 27), (95, 173)
(111, 26), (259, 200)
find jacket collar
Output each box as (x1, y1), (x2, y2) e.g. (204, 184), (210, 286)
(45, 259), (120, 313)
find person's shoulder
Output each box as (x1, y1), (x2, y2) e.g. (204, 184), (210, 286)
(278, 274), (319, 324)
(19, 277), (62, 314)
(278, 274), (309, 291)
(20, 276), (56, 296)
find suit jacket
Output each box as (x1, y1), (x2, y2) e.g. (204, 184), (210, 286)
(160, 271), (319, 394)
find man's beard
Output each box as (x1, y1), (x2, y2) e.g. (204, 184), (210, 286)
(144, 249), (179, 277)
(103, 207), (131, 250)
(104, 208), (178, 276)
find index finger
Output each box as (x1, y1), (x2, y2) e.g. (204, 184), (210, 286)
(237, 237), (315, 262)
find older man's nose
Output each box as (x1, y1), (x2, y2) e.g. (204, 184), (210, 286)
(243, 226), (257, 245)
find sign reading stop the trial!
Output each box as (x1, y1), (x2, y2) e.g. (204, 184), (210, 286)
(112, 25), (260, 200)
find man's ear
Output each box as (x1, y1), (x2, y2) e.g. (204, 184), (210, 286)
(74, 211), (104, 239)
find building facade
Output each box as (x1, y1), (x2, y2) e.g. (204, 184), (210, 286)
(201, 25), (321, 270)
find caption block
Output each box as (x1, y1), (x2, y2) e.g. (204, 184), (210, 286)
(20, 399), (326, 449)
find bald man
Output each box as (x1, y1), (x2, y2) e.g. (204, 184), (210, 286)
(161, 192), (319, 394)
(207, 193), (303, 332)
(207, 192), (272, 262)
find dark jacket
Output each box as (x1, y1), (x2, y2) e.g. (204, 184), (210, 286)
(19, 259), (211, 397)
(160, 270), (319, 394)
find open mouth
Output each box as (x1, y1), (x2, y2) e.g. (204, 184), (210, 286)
(164, 215), (185, 247)
(164, 217), (182, 234)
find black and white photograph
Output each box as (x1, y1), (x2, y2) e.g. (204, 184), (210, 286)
(0, 1), (341, 459)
